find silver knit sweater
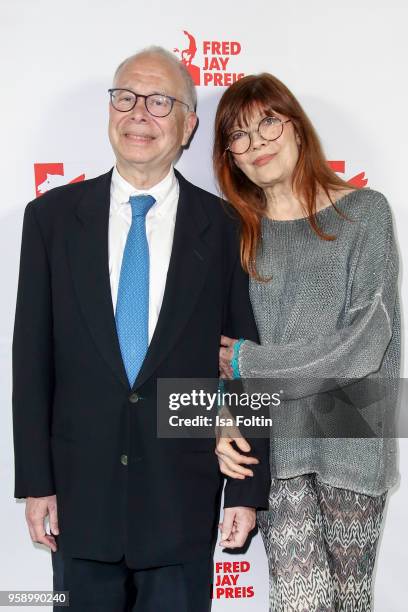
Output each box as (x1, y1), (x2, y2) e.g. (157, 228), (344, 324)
(238, 189), (400, 495)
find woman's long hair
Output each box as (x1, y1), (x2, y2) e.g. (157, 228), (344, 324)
(213, 73), (356, 278)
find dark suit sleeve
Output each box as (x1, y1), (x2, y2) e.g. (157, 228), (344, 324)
(12, 202), (55, 498)
(222, 245), (271, 510)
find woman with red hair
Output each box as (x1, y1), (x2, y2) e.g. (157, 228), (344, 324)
(214, 73), (400, 611)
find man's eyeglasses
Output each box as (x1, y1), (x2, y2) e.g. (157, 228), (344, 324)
(108, 88), (191, 117)
(226, 117), (292, 155)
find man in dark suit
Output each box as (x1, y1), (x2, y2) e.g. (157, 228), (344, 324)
(12, 46), (270, 611)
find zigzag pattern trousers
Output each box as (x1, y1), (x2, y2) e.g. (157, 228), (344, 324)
(257, 475), (386, 612)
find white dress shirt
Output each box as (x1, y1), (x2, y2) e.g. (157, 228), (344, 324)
(109, 165), (179, 343)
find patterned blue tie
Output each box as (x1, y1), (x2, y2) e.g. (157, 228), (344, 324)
(115, 194), (156, 387)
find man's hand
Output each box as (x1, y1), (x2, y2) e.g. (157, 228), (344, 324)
(26, 495), (59, 552)
(219, 507), (256, 549)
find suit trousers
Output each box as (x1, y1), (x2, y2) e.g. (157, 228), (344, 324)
(52, 543), (213, 612)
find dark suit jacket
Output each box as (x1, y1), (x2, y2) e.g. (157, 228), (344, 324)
(12, 169), (270, 568)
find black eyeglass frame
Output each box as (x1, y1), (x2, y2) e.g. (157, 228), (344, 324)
(108, 88), (191, 117)
(225, 117), (292, 155)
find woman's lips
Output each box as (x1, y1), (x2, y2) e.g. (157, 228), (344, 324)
(253, 154), (276, 167)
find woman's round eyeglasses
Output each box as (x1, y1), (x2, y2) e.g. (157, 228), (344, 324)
(226, 117), (291, 155)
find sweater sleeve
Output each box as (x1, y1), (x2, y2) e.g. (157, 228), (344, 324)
(238, 194), (399, 397)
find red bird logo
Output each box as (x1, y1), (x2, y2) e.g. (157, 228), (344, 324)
(328, 160), (368, 188)
(34, 163), (85, 197)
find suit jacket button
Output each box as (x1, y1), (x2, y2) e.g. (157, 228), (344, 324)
(120, 454), (128, 466)
(129, 393), (139, 404)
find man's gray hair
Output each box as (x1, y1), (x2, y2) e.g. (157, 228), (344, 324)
(113, 46), (197, 111)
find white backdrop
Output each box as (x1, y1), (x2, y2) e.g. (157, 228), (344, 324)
(1, 1), (407, 610)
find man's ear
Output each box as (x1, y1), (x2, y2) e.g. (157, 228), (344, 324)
(182, 112), (198, 147)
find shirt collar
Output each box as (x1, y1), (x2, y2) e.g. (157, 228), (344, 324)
(110, 165), (178, 217)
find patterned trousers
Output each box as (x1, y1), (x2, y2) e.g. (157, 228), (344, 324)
(257, 475), (386, 612)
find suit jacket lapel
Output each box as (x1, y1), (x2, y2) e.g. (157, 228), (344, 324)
(67, 169), (130, 391)
(133, 171), (211, 389)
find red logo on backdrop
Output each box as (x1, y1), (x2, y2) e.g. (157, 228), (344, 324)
(211, 561), (254, 599)
(328, 161), (368, 187)
(174, 30), (244, 86)
(34, 163), (85, 197)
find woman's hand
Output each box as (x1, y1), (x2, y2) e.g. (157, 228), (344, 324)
(219, 335), (238, 379)
(215, 408), (260, 479)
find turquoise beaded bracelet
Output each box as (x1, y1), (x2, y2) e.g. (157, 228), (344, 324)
(231, 338), (245, 379)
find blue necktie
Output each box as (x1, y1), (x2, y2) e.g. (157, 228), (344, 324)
(115, 194), (156, 387)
